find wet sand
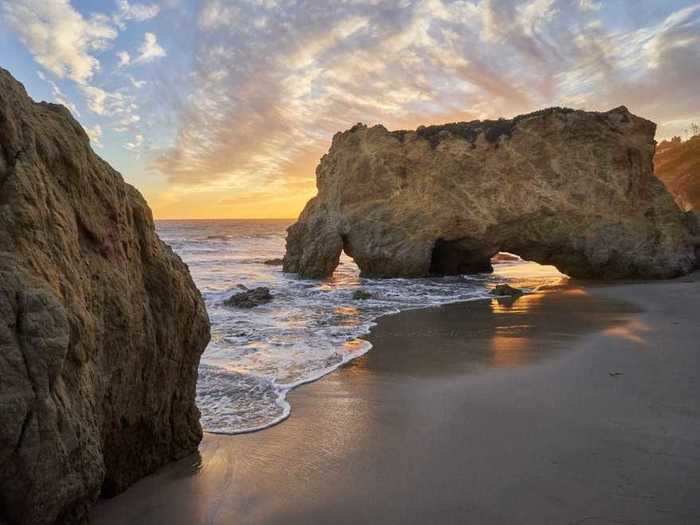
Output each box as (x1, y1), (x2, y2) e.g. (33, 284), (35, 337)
(93, 275), (700, 524)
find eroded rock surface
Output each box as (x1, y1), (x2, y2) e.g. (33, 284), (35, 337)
(491, 284), (524, 297)
(285, 107), (697, 279)
(655, 134), (700, 211)
(224, 287), (273, 308)
(0, 68), (210, 524)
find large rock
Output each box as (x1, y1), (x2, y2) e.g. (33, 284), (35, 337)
(0, 68), (210, 524)
(284, 107), (698, 279)
(655, 134), (700, 211)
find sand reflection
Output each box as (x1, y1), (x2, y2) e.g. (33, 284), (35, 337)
(604, 319), (651, 346)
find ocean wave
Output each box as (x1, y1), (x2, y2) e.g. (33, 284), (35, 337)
(157, 220), (566, 434)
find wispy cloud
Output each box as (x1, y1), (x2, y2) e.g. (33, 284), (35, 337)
(113, 0), (160, 29)
(36, 70), (81, 116)
(85, 124), (103, 147)
(4, 0), (700, 218)
(154, 0), (700, 213)
(133, 32), (167, 64)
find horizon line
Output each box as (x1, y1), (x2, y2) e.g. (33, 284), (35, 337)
(155, 217), (298, 221)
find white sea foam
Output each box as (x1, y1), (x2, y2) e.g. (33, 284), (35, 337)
(157, 220), (566, 434)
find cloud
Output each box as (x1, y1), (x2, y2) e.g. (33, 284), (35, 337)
(113, 0), (160, 29)
(133, 32), (166, 63)
(117, 51), (131, 66)
(578, 0), (601, 11)
(127, 75), (147, 88)
(155, 0), (555, 192)
(152, 0), (700, 217)
(37, 70), (81, 116)
(125, 133), (144, 151)
(85, 124), (103, 147)
(2, 0), (117, 83)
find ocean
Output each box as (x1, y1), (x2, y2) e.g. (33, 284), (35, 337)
(156, 219), (566, 434)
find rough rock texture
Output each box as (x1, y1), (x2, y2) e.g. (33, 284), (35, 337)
(491, 284), (524, 297)
(655, 134), (700, 211)
(224, 287), (273, 308)
(285, 107), (698, 279)
(0, 68), (210, 524)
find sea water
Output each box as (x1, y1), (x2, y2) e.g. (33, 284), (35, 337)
(157, 219), (565, 434)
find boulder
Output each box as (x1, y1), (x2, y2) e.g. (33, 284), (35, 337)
(225, 287), (273, 308)
(0, 68), (210, 524)
(284, 107), (697, 280)
(491, 284), (524, 297)
(352, 290), (372, 300)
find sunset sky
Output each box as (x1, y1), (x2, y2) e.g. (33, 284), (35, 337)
(2, 0), (699, 219)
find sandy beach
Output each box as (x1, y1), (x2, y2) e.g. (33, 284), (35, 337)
(92, 274), (700, 525)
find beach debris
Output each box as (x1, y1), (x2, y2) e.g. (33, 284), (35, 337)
(352, 289), (372, 300)
(225, 287), (273, 308)
(491, 284), (524, 297)
(264, 258), (284, 265)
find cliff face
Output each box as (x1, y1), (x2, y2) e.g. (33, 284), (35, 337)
(285, 107), (697, 279)
(655, 135), (700, 211)
(0, 68), (210, 524)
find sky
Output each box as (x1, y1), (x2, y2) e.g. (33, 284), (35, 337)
(1, 0), (699, 219)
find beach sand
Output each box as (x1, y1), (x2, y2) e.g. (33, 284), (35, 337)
(92, 274), (700, 524)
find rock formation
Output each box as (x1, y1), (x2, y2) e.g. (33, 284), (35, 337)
(655, 134), (700, 211)
(224, 287), (273, 308)
(284, 107), (698, 279)
(0, 68), (210, 524)
(491, 284), (524, 297)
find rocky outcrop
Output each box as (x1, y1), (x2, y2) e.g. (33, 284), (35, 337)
(224, 287), (273, 308)
(655, 134), (700, 211)
(284, 107), (697, 279)
(491, 284), (524, 297)
(0, 68), (210, 524)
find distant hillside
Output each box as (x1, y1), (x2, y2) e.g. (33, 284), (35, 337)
(655, 134), (700, 211)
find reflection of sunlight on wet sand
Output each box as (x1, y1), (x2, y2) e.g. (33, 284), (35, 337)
(342, 338), (368, 357)
(489, 291), (550, 314)
(487, 286), (604, 367)
(490, 336), (532, 367)
(604, 319), (651, 346)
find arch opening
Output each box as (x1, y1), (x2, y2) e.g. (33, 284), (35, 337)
(429, 238), (494, 276)
(333, 234), (361, 279)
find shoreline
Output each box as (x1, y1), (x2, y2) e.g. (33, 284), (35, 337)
(93, 273), (700, 524)
(202, 260), (568, 435)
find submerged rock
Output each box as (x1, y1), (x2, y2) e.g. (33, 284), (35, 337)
(225, 287), (273, 308)
(284, 107), (698, 280)
(352, 290), (372, 300)
(491, 284), (524, 297)
(0, 68), (210, 524)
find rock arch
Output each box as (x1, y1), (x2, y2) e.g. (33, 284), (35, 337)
(284, 107), (698, 280)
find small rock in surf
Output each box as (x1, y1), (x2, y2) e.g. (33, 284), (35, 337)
(491, 284), (524, 297)
(225, 287), (273, 308)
